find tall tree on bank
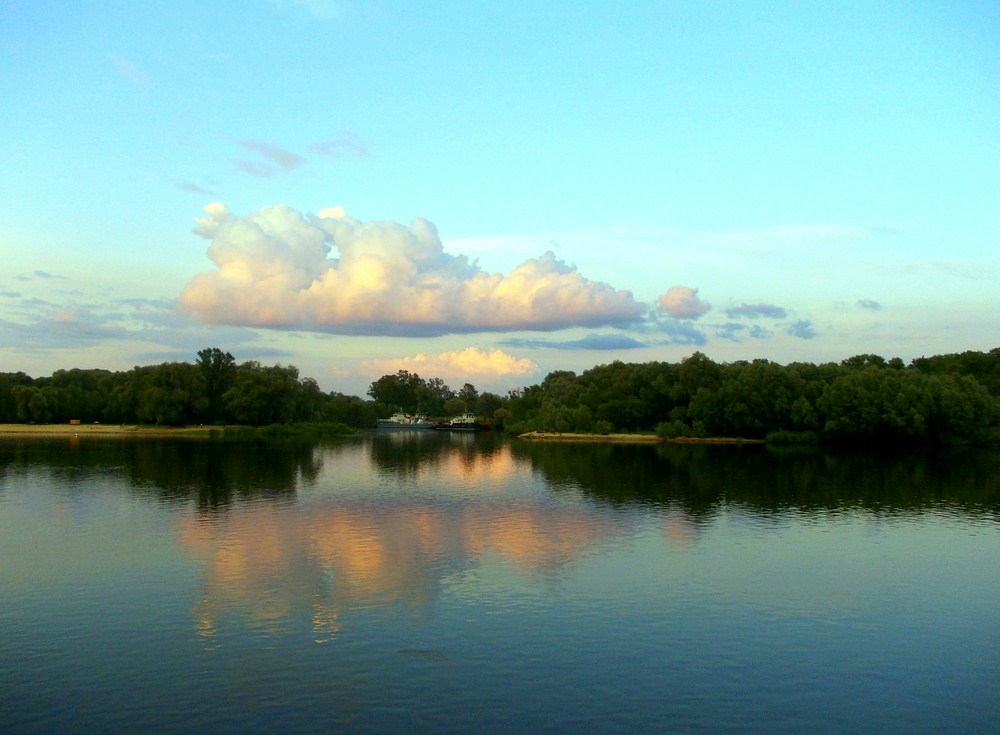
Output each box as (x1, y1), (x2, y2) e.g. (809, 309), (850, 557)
(367, 370), (428, 413)
(197, 347), (236, 424)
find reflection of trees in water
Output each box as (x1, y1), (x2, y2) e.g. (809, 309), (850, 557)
(508, 441), (722, 519)
(124, 439), (327, 510)
(0, 438), (333, 510)
(368, 431), (506, 480)
(510, 441), (1000, 518)
(7, 436), (997, 642)
(180, 437), (631, 639)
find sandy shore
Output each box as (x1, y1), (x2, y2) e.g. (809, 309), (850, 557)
(517, 431), (663, 444)
(517, 432), (764, 444)
(0, 423), (217, 437)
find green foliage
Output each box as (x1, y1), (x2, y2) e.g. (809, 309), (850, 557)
(321, 392), (380, 428)
(475, 392), (504, 419)
(911, 348), (1000, 396)
(764, 430), (819, 444)
(655, 420), (695, 439)
(4, 346), (999, 444)
(504, 348), (1000, 445)
(457, 382), (479, 409)
(0, 348), (383, 429)
(197, 347), (236, 423)
(367, 370), (428, 413)
(224, 362), (301, 425)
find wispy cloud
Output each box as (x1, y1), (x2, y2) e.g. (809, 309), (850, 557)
(655, 321), (708, 345)
(234, 160), (278, 178)
(234, 140), (305, 177)
(857, 299), (883, 310)
(788, 320), (817, 339)
(178, 181), (219, 197)
(725, 303), (787, 319)
(238, 140), (304, 171)
(0, 293), (266, 357)
(15, 270), (68, 281)
(225, 136), (367, 180)
(178, 203), (644, 336)
(715, 323), (772, 342)
(310, 132), (369, 158)
(502, 333), (648, 351)
(0, 305), (129, 349)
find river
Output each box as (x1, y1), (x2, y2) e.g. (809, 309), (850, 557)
(1, 433), (998, 733)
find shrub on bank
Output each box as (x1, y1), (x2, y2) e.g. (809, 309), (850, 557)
(764, 430), (819, 445)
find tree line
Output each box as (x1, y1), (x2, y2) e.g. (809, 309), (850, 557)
(501, 350), (1000, 444)
(0, 348), (369, 428)
(1, 347), (998, 444)
(0, 348), (502, 430)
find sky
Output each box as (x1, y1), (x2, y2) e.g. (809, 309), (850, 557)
(2, 0), (998, 397)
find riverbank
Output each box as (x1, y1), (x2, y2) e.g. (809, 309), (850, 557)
(517, 431), (765, 444)
(0, 423), (217, 437)
(517, 432), (663, 444)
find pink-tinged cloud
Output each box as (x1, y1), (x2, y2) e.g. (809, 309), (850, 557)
(363, 348), (538, 380)
(177, 204), (644, 336)
(657, 286), (710, 319)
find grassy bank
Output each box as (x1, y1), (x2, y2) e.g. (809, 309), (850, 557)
(0, 423), (218, 437)
(517, 431), (663, 444)
(0, 422), (357, 440)
(517, 431), (766, 445)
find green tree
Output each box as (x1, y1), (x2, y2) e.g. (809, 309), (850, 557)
(322, 392), (381, 428)
(841, 353), (887, 369)
(419, 377), (453, 415)
(197, 347), (236, 423)
(224, 362), (301, 425)
(457, 382), (479, 411)
(672, 352), (722, 406)
(135, 362), (204, 425)
(295, 377), (325, 422)
(368, 370), (425, 413)
(12, 385), (51, 423)
(475, 391), (505, 420)
(0, 372), (34, 422)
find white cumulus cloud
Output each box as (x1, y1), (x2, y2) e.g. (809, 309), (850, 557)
(363, 348), (538, 380)
(657, 286), (710, 319)
(178, 204), (643, 336)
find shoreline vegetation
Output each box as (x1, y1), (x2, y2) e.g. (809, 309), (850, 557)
(0, 423), (215, 437)
(517, 431), (763, 444)
(2, 346), (999, 446)
(0, 423), (765, 446)
(518, 431), (662, 443)
(0, 423), (356, 440)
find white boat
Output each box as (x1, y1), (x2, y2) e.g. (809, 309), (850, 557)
(376, 412), (437, 430)
(435, 412), (489, 432)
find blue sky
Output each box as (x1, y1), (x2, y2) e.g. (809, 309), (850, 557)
(2, 0), (998, 396)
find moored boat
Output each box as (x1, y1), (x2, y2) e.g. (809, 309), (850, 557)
(376, 412), (437, 430)
(435, 412), (491, 432)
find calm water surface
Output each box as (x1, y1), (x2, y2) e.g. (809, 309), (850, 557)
(1, 434), (998, 733)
